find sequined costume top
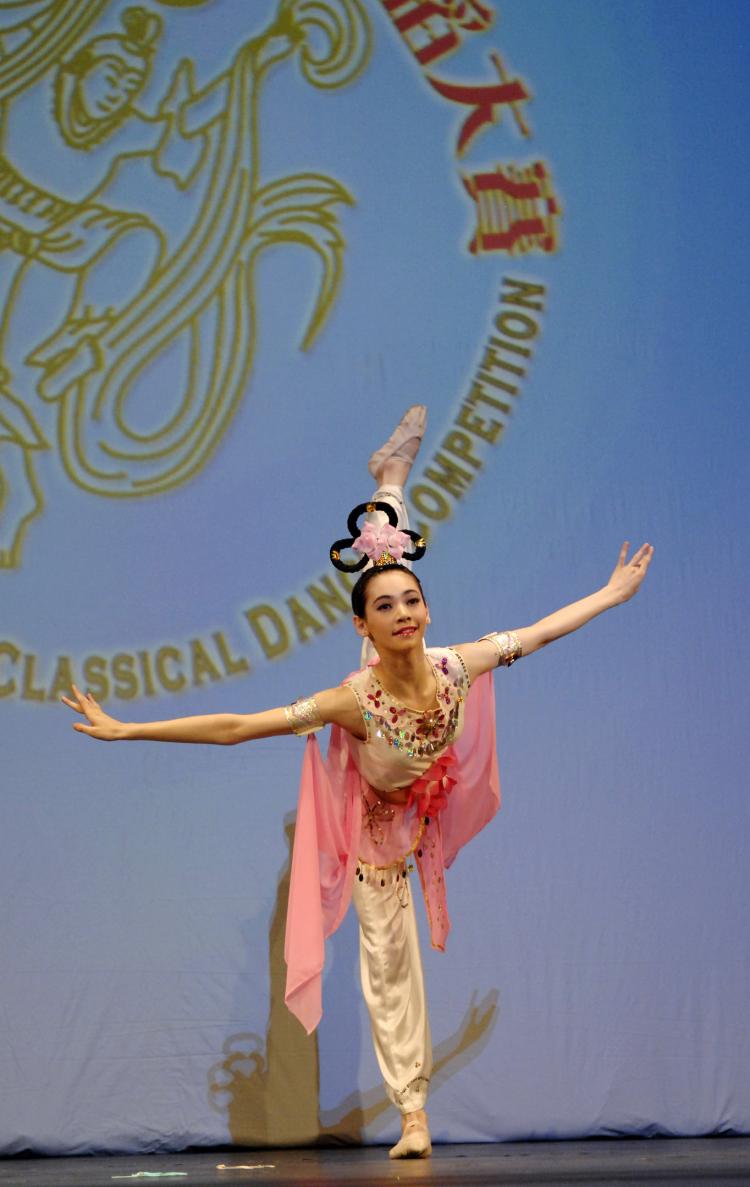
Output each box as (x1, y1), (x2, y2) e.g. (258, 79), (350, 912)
(343, 647), (470, 793)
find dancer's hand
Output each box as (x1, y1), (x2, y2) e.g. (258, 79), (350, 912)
(61, 684), (126, 741)
(606, 541), (654, 604)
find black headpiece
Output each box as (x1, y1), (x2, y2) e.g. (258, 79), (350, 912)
(329, 501), (427, 573)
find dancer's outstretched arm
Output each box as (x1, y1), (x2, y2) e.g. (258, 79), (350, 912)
(61, 683), (364, 744)
(456, 541), (654, 681)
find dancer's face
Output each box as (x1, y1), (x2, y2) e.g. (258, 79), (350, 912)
(353, 570), (430, 651)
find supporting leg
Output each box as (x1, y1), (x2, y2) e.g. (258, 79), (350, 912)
(352, 872), (433, 1157)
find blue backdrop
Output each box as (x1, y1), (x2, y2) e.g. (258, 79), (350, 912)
(1, 0), (748, 1154)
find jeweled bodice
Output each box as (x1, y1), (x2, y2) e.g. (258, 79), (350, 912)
(344, 647), (470, 792)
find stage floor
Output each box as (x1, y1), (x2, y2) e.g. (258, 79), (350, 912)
(1, 1138), (749, 1187)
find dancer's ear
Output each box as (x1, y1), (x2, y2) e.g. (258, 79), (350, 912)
(353, 614), (370, 639)
(425, 604), (431, 625)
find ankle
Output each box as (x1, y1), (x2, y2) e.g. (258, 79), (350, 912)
(377, 458), (411, 487)
(402, 1108), (428, 1133)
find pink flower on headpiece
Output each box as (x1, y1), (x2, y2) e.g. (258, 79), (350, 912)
(352, 522), (410, 563)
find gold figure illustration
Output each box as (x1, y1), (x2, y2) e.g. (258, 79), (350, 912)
(0, 0), (371, 567)
(0, 1), (108, 104)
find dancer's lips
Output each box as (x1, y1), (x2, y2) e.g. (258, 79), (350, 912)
(394, 626), (417, 637)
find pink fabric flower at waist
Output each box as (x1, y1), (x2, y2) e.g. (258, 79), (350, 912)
(405, 751), (457, 819)
(357, 751), (457, 869)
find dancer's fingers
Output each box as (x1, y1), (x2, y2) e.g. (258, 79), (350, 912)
(69, 683), (101, 720)
(631, 542), (653, 566)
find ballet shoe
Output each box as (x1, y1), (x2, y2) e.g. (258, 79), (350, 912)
(368, 404), (427, 481)
(388, 1118), (432, 1159)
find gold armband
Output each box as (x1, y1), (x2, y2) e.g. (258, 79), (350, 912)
(284, 696), (324, 735)
(479, 630), (523, 668)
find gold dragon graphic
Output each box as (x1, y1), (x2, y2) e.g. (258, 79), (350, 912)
(0, 0), (371, 567)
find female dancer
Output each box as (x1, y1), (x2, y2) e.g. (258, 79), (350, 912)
(62, 406), (653, 1158)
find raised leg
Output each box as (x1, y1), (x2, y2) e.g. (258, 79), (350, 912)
(359, 406), (427, 665)
(368, 404), (427, 489)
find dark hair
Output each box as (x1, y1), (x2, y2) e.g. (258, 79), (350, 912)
(351, 564), (426, 618)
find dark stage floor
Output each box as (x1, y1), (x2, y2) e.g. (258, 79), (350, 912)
(1, 1139), (750, 1187)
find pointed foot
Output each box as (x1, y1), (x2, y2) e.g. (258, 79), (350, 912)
(368, 404), (427, 484)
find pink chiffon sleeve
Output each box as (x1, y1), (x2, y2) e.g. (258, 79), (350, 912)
(283, 728), (362, 1034)
(439, 670), (501, 868)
